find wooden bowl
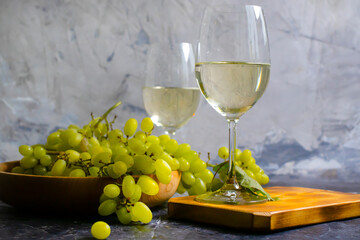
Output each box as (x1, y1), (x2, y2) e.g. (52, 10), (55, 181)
(0, 161), (180, 214)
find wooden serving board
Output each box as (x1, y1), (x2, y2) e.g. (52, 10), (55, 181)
(168, 186), (360, 231)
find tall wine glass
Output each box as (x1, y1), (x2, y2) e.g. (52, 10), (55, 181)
(143, 43), (200, 135)
(195, 4), (271, 204)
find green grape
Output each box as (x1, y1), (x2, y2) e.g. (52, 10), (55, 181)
(159, 134), (170, 146)
(102, 147), (113, 156)
(100, 139), (111, 148)
(40, 155), (52, 167)
(218, 146), (229, 159)
(68, 132), (83, 147)
(190, 159), (207, 173)
(65, 150), (80, 163)
(234, 149), (242, 161)
(60, 128), (77, 143)
(192, 178), (207, 195)
(238, 149), (252, 164)
(156, 172), (171, 184)
(104, 184), (121, 198)
(134, 131), (147, 143)
(256, 173), (269, 185)
(174, 143), (191, 158)
(92, 152), (112, 167)
(63, 167), (74, 176)
(69, 169), (85, 177)
(79, 137), (89, 152)
(244, 169), (255, 179)
(79, 152), (91, 161)
(129, 184), (142, 203)
(19, 145), (33, 157)
(128, 138), (146, 155)
(111, 145), (128, 158)
(11, 166), (24, 174)
(244, 157), (256, 167)
(154, 159), (172, 176)
(130, 207), (139, 222)
(146, 144), (163, 158)
(108, 129), (124, 144)
(55, 142), (72, 151)
(89, 137), (100, 147)
(186, 186), (197, 196)
(98, 199), (117, 216)
(107, 164), (121, 179)
(113, 161), (127, 176)
(47, 132), (61, 145)
(141, 117), (154, 133)
(68, 124), (80, 130)
(24, 168), (33, 175)
(178, 157), (190, 172)
(132, 202), (152, 224)
(262, 174), (269, 185)
(177, 182), (186, 194)
(33, 146), (46, 159)
(159, 152), (177, 170)
(137, 175), (159, 195)
(88, 145), (104, 157)
(20, 156), (38, 169)
(94, 122), (108, 139)
(116, 207), (132, 225)
(91, 221), (111, 240)
(183, 150), (198, 163)
(248, 163), (261, 174)
(172, 158), (180, 170)
(147, 135), (160, 145)
(33, 165), (47, 175)
(99, 193), (111, 203)
(122, 175), (136, 198)
(124, 118), (138, 137)
(51, 159), (66, 176)
(114, 154), (134, 168)
(195, 169), (214, 184)
(89, 166), (100, 177)
(181, 171), (196, 186)
(164, 139), (178, 153)
(133, 155), (155, 174)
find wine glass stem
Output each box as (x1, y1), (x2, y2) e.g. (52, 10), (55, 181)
(226, 119), (240, 188)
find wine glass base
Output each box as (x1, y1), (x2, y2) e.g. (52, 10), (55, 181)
(195, 188), (267, 205)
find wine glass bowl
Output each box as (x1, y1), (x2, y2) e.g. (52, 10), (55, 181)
(143, 43), (200, 135)
(195, 4), (270, 204)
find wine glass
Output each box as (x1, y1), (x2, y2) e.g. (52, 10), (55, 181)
(143, 42), (200, 135)
(195, 4), (271, 204)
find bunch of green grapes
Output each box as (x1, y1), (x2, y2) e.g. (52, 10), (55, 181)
(11, 102), (213, 229)
(210, 146), (269, 191)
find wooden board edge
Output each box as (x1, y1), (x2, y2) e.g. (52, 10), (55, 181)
(168, 201), (265, 230)
(269, 201), (360, 230)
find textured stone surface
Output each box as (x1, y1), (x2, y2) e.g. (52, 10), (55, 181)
(0, 179), (359, 239)
(0, 0), (360, 205)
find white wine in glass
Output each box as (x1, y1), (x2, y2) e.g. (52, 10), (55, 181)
(142, 86), (200, 135)
(143, 43), (200, 135)
(195, 4), (271, 204)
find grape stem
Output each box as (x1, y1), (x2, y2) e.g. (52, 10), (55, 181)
(93, 101), (122, 129)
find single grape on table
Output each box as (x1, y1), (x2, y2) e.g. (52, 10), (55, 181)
(11, 101), (272, 239)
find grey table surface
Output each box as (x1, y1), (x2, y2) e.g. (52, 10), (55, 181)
(0, 177), (359, 240)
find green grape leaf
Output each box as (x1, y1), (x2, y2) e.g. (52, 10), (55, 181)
(212, 161), (228, 173)
(235, 165), (274, 201)
(211, 161), (274, 201)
